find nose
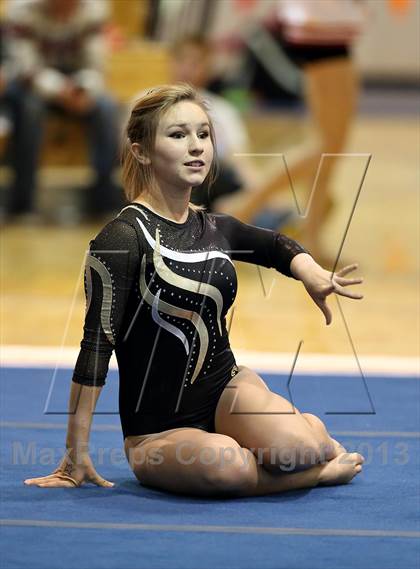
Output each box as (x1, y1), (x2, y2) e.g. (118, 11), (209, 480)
(188, 134), (204, 155)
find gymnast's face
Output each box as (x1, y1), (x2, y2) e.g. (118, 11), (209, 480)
(152, 100), (214, 194)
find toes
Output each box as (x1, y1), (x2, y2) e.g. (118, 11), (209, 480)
(337, 452), (364, 465)
(337, 452), (353, 464)
(347, 452), (364, 465)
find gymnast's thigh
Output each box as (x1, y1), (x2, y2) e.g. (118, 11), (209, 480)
(214, 365), (317, 452)
(124, 427), (246, 496)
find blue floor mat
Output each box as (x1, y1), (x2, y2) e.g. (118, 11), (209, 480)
(1, 367), (419, 569)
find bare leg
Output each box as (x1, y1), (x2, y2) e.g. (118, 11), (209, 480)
(301, 412), (347, 459)
(236, 449), (363, 496)
(231, 146), (320, 223)
(125, 427), (363, 498)
(301, 57), (359, 259)
(215, 366), (361, 474)
(226, 57), (358, 264)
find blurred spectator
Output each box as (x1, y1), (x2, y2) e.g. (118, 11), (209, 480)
(228, 0), (366, 264)
(2, 0), (121, 221)
(0, 24), (13, 156)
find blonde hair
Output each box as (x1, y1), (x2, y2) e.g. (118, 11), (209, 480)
(121, 83), (218, 209)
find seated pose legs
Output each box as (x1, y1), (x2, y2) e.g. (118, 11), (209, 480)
(124, 366), (363, 498)
(124, 417), (363, 498)
(215, 366), (339, 473)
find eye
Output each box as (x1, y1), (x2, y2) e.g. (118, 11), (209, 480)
(199, 131), (210, 139)
(169, 132), (185, 139)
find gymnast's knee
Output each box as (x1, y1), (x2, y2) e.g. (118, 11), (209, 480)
(200, 450), (256, 495)
(262, 437), (324, 472)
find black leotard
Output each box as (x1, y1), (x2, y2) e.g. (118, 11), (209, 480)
(72, 204), (307, 438)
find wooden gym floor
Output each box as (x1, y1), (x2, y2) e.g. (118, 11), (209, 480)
(1, 102), (418, 364)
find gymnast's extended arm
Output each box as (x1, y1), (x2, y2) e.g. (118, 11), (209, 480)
(214, 214), (364, 325)
(24, 219), (140, 488)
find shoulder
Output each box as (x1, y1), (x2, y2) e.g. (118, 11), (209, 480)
(202, 211), (244, 240)
(88, 217), (141, 277)
(90, 216), (138, 252)
(206, 212), (276, 244)
(205, 212), (239, 229)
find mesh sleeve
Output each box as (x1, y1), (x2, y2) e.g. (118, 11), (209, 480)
(214, 213), (308, 278)
(72, 219), (139, 386)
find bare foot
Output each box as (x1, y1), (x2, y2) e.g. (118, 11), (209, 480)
(318, 452), (364, 486)
(330, 438), (347, 455)
(319, 437), (347, 461)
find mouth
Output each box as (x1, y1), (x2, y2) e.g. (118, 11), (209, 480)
(184, 160), (205, 169)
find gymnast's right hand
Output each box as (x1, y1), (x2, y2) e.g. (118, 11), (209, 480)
(23, 451), (114, 488)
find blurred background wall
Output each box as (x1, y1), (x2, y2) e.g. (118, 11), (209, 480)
(1, 0), (418, 364)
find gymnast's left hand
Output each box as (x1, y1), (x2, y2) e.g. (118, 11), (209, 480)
(290, 253), (364, 325)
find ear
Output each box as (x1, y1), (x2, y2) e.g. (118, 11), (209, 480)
(131, 143), (151, 165)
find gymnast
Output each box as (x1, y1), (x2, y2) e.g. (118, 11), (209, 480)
(24, 84), (364, 496)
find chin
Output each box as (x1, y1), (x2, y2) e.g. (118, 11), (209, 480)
(186, 175), (206, 186)
(191, 178), (206, 187)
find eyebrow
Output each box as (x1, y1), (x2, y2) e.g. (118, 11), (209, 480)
(166, 122), (210, 130)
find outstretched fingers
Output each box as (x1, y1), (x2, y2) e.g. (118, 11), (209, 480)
(335, 263), (359, 277)
(24, 469), (114, 488)
(315, 297), (333, 326)
(334, 275), (363, 286)
(24, 474), (61, 485)
(88, 473), (115, 488)
(24, 473), (113, 488)
(330, 265), (364, 300)
(36, 478), (78, 488)
(332, 282), (364, 300)
(24, 474), (79, 488)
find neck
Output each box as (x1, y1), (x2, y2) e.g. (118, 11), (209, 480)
(134, 184), (191, 223)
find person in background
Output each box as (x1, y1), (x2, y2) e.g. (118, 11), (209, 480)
(169, 34), (309, 231)
(0, 24), (13, 159)
(228, 0), (366, 265)
(2, 0), (121, 221)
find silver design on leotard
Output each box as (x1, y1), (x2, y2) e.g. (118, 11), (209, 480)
(85, 254), (115, 345)
(118, 204), (149, 221)
(153, 230), (223, 335)
(85, 262), (93, 316)
(136, 216), (233, 265)
(139, 254), (208, 383)
(151, 289), (190, 355)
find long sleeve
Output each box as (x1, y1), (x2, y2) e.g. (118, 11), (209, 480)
(72, 219), (139, 387)
(214, 213), (308, 278)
